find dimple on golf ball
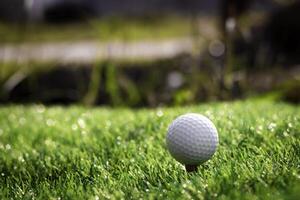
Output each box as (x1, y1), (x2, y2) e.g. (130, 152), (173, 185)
(166, 113), (218, 165)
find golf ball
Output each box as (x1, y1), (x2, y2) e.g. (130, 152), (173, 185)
(166, 113), (218, 165)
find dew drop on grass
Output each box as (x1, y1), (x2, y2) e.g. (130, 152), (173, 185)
(268, 123), (277, 132)
(72, 124), (78, 131)
(156, 110), (164, 117)
(283, 131), (289, 137)
(81, 130), (87, 135)
(19, 117), (26, 125)
(32, 149), (38, 155)
(205, 110), (212, 116)
(78, 118), (86, 129)
(46, 119), (55, 127)
(293, 172), (300, 179)
(45, 139), (57, 147)
(5, 144), (11, 150)
(18, 156), (25, 163)
(1, 173), (4, 176)
(256, 125), (263, 134)
(36, 105), (45, 113)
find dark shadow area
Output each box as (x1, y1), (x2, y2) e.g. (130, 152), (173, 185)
(264, 1), (300, 65)
(44, 2), (95, 24)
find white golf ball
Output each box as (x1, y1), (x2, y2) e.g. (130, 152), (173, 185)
(166, 113), (218, 165)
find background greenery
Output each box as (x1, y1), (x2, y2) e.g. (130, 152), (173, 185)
(0, 16), (193, 43)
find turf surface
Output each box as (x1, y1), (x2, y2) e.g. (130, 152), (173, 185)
(0, 100), (299, 199)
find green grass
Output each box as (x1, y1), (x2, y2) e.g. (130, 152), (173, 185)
(0, 99), (299, 199)
(0, 16), (192, 44)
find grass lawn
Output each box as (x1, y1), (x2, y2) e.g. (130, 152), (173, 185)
(0, 99), (299, 199)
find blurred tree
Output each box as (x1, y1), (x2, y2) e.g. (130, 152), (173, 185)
(220, 0), (251, 36)
(219, 0), (252, 98)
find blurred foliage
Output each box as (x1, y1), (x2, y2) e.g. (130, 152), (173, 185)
(173, 89), (194, 105)
(0, 15), (191, 44)
(1, 6), (299, 106)
(0, 55), (223, 106)
(1, 55), (298, 107)
(105, 63), (121, 106)
(0, 62), (56, 101)
(83, 61), (102, 106)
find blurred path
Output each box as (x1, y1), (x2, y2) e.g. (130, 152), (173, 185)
(0, 38), (195, 63)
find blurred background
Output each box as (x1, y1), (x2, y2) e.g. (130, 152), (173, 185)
(0, 0), (299, 107)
